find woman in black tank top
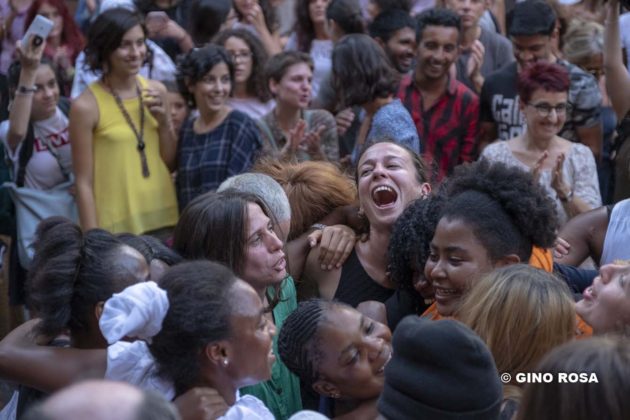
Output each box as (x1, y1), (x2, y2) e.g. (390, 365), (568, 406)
(303, 140), (431, 307)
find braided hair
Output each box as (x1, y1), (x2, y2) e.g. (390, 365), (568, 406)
(278, 299), (343, 389)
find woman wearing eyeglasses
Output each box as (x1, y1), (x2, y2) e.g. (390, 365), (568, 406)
(214, 29), (275, 120)
(481, 62), (601, 226)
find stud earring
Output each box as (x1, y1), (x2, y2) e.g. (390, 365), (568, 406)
(223, 359), (229, 367)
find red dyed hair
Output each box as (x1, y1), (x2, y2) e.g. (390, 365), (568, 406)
(517, 62), (570, 103)
(25, 0), (85, 63)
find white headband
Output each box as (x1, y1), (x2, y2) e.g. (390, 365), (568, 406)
(99, 281), (169, 345)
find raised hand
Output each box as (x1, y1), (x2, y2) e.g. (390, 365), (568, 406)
(335, 108), (355, 137)
(551, 153), (571, 200)
(143, 86), (170, 126)
(531, 151), (548, 183)
(16, 34), (46, 70)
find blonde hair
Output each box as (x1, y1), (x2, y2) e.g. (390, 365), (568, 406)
(562, 19), (604, 64)
(457, 265), (575, 400)
(253, 159), (357, 240)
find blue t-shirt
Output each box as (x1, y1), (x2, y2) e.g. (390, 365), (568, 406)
(352, 99), (421, 164)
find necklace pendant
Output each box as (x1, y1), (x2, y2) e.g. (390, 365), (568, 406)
(139, 150), (150, 178)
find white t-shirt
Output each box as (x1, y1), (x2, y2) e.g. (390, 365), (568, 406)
(0, 107), (72, 190)
(227, 98), (276, 120)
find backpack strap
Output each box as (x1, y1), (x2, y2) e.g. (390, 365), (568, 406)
(15, 98), (71, 187)
(15, 123), (35, 188)
(57, 96), (71, 116)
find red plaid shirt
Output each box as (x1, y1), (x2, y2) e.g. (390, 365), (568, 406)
(398, 75), (479, 182)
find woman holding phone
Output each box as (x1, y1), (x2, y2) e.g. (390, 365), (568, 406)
(24, 0), (85, 96)
(1, 34), (73, 302)
(70, 7), (178, 236)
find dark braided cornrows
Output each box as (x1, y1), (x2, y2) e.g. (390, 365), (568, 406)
(278, 299), (335, 389)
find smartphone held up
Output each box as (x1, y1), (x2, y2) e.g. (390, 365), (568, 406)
(21, 15), (54, 49)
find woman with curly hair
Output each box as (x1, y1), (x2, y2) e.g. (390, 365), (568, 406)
(424, 160), (559, 319)
(214, 29), (275, 120)
(285, 0), (333, 98)
(384, 194), (446, 329)
(175, 44), (262, 209)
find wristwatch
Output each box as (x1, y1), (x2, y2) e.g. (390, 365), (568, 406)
(17, 85), (37, 94)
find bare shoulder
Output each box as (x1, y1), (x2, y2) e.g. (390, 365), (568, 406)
(71, 89), (99, 126)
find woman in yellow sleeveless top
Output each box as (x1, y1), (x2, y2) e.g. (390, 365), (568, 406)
(69, 8), (178, 235)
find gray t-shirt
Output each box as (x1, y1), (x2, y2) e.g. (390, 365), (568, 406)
(456, 27), (514, 91)
(0, 108), (72, 190)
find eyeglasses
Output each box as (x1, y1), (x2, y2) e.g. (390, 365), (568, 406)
(527, 102), (572, 118)
(229, 51), (253, 62)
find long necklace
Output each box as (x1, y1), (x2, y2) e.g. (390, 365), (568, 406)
(107, 79), (150, 178)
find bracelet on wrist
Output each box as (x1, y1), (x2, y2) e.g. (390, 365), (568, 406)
(310, 223), (327, 231)
(17, 85), (37, 94)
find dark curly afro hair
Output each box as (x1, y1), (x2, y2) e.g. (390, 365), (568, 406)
(438, 160), (558, 262)
(388, 194), (446, 291)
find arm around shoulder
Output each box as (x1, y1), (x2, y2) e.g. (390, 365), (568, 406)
(0, 320), (107, 393)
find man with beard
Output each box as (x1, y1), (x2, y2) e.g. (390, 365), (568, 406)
(478, 0), (602, 158)
(369, 9), (417, 76)
(397, 8), (479, 183)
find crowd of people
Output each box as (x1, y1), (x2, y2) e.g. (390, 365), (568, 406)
(0, 0), (629, 418)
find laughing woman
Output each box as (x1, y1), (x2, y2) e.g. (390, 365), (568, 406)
(175, 44), (262, 210)
(302, 140), (430, 307)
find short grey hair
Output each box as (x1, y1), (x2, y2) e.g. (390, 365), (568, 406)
(218, 173), (291, 222)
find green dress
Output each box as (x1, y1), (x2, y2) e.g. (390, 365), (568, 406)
(240, 276), (302, 419)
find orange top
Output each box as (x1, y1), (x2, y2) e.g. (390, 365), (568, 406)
(529, 247), (553, 273)
(420, 247), (592, 338)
